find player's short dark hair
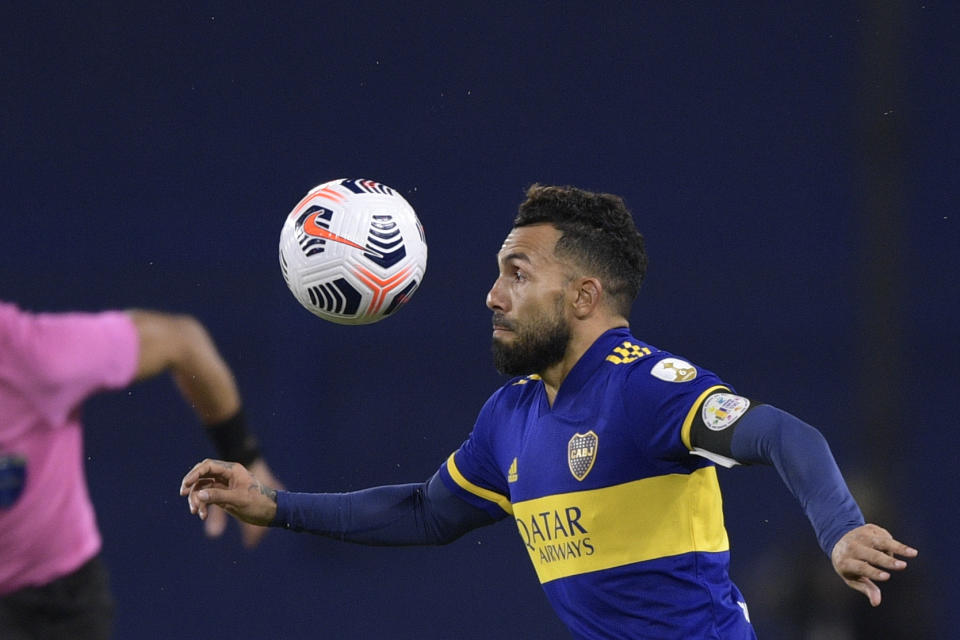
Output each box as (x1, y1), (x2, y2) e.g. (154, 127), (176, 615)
(514, 184), (648, 316)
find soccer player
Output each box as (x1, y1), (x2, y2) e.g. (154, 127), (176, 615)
(181, 185), (916, 639)
(0, 303), (281, 639)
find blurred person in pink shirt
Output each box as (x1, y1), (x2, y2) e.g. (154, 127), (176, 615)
(0, 301), (280, 639)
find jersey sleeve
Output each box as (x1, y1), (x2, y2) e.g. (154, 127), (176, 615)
(437, 392), (513, 520)
(0, 305), (140, 427)
(622, 354), (732, 462)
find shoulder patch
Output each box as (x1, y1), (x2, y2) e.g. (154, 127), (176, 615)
(650, 357), (697, 382)
(701, 393), (751, 430)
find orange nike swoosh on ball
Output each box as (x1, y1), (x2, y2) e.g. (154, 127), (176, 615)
(302, 213), (368, 251)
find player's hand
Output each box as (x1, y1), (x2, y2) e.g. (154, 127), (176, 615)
(830, 523), (917, 607)
(180, 458), (279, 529)
(198, 458), (283, 547)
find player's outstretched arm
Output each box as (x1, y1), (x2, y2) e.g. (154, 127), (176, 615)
(181, 461), (498, 546)
(181, 459), (279, 526)
(710, 403), (919, 606)
(830, 523), (918, 607)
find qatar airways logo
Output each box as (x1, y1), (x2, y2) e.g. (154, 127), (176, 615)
(515, 506), (594, 564)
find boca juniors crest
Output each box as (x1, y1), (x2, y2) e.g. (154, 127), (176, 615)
(568, 431), (598, 481)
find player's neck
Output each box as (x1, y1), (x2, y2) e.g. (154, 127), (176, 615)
(540, 318), (628, 407)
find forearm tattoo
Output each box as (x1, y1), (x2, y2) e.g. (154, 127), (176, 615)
(261, 483), (278, 504)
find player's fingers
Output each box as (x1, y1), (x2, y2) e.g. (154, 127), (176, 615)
(855, 524), (917, 558)
(197, 487), (235, 508)
(181, 459), (239, 493)
(877, 536), (918, 559)
(857, 546), (910, 572)
(839, 557), (893, 583)
(860, 577), (882, 607)
(847, 527), (916, 565)
(181, 459), (218, 494)
(186, 478), (218, 515)
(182, 458), (218, 483)
(204, 504), (229, 538)
(842, 575), (881, 607)
(194, 483), (236, 520)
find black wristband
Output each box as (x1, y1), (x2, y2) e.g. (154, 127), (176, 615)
(205, 408), (262, 466)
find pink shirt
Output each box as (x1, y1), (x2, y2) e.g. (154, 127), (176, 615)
(0, 302), (139, 595)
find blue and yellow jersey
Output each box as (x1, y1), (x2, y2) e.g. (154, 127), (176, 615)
(438, 328), (755, 639)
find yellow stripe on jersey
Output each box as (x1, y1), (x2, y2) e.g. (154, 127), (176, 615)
(445, 452), (513, 515)
(512, 466), (728, 584)
(680, 385), (729, 450)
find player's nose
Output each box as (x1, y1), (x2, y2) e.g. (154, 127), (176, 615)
(486, 277), (508, 311)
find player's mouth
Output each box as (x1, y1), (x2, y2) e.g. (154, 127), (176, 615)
(492, 314), (515, 337)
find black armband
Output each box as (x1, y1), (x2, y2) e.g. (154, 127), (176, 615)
(688, 391), (759, 467)
(205, 408), (262, 466)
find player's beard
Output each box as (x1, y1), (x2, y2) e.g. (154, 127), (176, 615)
(491, 295), (571, 377)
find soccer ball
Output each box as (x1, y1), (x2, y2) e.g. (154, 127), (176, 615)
(279, 178), (427, 325)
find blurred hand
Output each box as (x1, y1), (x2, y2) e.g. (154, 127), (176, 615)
(831, 523), (917, 606)
(180, 458), (280, 540)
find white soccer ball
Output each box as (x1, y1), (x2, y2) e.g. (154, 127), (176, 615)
(279, 178), (427, 325)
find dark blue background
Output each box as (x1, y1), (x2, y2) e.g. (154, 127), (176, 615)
(2, 2), (955, 638)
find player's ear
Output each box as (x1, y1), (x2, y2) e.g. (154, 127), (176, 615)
(571, 277), (602, 318)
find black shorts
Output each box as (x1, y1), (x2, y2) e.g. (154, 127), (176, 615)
(0, 555), (114, 640)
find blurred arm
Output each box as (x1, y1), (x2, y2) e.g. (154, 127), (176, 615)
(130, 310), (280, 547)
(128, 310), (240, 422)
